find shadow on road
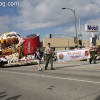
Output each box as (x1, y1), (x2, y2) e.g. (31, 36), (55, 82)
(0, 92), (7, 99)
(54, 61), (100, 70)
(0, 92), (6, 95)
(0, 92), (22, 100)
(0, 94), (8, 99)
(95, 95), (100, 100)
(0, 64), (36, 68)
(6, 95), (22, 100)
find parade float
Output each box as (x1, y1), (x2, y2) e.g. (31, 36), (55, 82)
(0, 32), (39, 67)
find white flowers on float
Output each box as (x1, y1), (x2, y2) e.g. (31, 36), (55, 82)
(0, 32), (38, 67)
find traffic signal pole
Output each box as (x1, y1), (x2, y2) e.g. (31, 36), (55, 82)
(62, 8), (78, 48)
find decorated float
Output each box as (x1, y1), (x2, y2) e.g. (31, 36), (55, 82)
(0, 32), (39, 67)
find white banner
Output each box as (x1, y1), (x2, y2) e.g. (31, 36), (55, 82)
(57, 48), (90, 63)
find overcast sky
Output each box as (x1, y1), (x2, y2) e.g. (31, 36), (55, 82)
(0, 0), (100, 41)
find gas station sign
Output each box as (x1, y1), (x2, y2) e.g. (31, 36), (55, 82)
(85, 24), (98, 32)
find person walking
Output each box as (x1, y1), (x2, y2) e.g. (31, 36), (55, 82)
(44, 43), (55, 70)
(34, 47), (42, 71)
(89, 42), (97, 64)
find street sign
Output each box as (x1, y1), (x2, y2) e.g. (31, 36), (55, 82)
(78, 34), (82, 40)
(78, 34), (82, 37)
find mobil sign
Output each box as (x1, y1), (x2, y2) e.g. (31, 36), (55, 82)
(85, 24), (98, 32)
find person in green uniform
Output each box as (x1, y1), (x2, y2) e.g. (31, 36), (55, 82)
(89, 42), (97, 64)
(44, 43), (55, 70)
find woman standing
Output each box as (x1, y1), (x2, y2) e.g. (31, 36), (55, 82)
(34, 47), (42, 71)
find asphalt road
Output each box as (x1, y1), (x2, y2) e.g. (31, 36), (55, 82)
(0, 61), (100, 100)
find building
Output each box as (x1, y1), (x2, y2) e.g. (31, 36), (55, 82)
(42, 38), (100, 51)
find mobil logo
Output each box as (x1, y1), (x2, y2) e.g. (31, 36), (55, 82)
(88, 25), (98, 30)
(85, 24), (98, 32)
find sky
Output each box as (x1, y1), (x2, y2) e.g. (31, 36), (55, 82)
(0, 0), (100, 41)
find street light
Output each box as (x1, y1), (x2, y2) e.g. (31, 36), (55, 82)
(62, 8), (78, 46)
(67, 18), (81, 39)
(79, 19), (81, 36)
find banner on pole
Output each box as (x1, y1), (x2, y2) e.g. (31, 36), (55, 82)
(57, 48), (90, 63)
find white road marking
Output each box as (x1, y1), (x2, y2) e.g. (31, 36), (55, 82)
(0, 70), (100, 84)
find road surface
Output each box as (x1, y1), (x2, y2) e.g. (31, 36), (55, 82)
(0, 61), (100, 100)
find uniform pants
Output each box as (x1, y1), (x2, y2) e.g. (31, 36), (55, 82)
(45, 54), (53, 69)
(89, 51), (96, 64)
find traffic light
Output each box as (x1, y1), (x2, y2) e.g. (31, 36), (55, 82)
(79, 39), (82, 45)
(90, 37), (96, 45)
(74, 37), (77, 43)
(49, 34), (52, 38)
(92, 37), (96, 45)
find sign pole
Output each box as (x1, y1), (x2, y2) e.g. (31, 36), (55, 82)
(92, 32), (94, 37)
(85, 24), (98, 46)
